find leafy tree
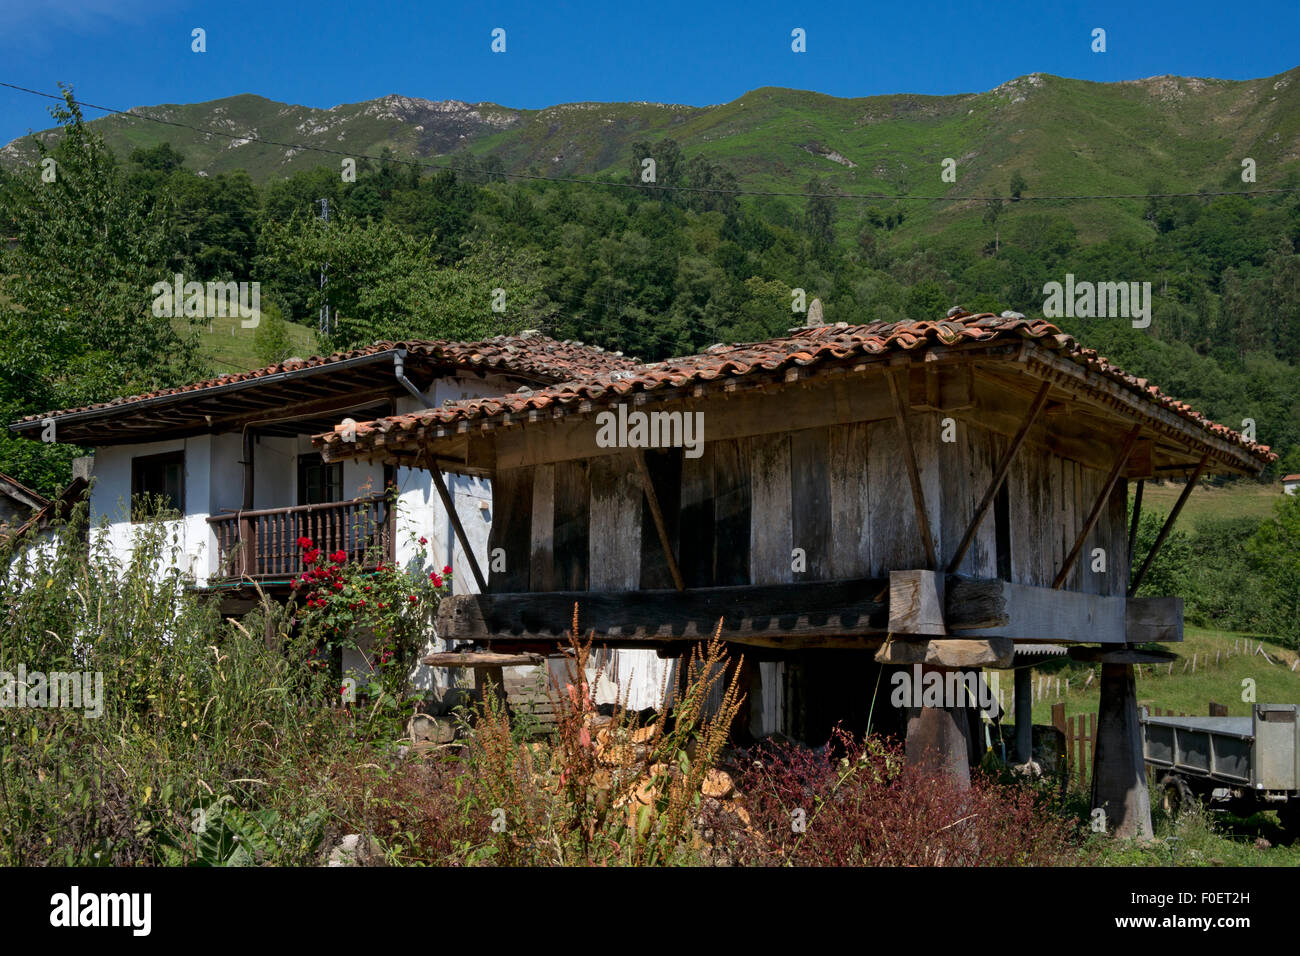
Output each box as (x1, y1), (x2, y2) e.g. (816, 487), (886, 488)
(253, 300), (295, 365)
(0, 88), (205, 493)
(1009, 170), (1027, 201)
(804, 177), (835, 258)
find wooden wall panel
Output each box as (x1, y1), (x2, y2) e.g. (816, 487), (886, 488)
(750, 432), (794, 586)
(829, 422), (871, 579)
(589, 453), (666, 711)
(552, 459), (590, 591)
(712, 438), (751, 587)
(528, 465), (555, 592)
(790, 427), (831, 582)
(487, 465), (533, 593)
(678, 448), (715, 588)
(867, 414), (943, 575)
(588, 454), (642, 591)
(940, 420), (998, 578)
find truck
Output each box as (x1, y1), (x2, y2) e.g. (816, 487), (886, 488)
(1141, 703), (1300, 834)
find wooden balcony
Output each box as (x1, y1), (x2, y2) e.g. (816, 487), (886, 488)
(207, 494), (394, 580)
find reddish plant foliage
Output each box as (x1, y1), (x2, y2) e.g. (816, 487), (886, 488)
(707, 729), (1081, 866)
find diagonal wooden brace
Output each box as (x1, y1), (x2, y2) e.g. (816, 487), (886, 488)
(946, 380), (1052, 574)
(1053, 424), (1141, 589)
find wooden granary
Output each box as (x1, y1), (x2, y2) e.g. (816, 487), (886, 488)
(316, 310), (1274, 837)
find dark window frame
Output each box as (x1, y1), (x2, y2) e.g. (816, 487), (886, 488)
(297, 453), (343, 506)
(130, 450), (185, 521)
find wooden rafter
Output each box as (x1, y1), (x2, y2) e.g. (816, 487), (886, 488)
(1052, 424), (1141, 589)
(946, 379), (1053, 574)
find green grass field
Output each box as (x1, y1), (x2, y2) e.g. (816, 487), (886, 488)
(990, 627), (1300, 864)
(177, 311), (318, 374)
(1135, 479), (1285, 529)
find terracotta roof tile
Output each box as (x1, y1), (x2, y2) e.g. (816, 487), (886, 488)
(15, 333), (639, 425)
(316, 311), (1276, 466)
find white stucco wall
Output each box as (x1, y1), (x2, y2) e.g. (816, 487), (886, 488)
(87, 435), (213, 584)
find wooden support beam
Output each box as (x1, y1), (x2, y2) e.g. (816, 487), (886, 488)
(425, 455), (489, 594)
(888, 569), (946, 635)
(423, 651), (544, 667)
(886, 368), (937, 570)
(875, 636), (1014, 668)
(634, 449), (685, 592)
(1125, 596), (1183, 643)
(1053, 424), (1141, 589)
(945, 576), (1129, 644)
(1127, 453), (1209, 597)
(947, 380), (1052, 574)
(437, 577), (892, 649)
(1091, 662), (1153, 839)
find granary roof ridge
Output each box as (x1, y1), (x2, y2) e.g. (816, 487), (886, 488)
(14, 333), (642, 425)
(315, 310), (1277, 466)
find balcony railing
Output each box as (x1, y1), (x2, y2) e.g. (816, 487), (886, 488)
(207, 495), (394, 580)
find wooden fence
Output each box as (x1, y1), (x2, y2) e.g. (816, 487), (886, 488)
(1051, 700), (1230, 788)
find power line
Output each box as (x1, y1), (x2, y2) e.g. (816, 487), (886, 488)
(4, 80), (1300, 205)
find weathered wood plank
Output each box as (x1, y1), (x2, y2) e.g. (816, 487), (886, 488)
(790, 426), (831, 581)
(868, 417), (912, 576)
(713, 438), (751, 587)
(423, 651), (545, 667)
(588, 454), (642, 591)
(750, 432), (794, 586)
(828, 422), (871, 579)
(528, 464), (555, 592)
(553, 459), (590, 591)
(488, 465), (533, 593)
(889, 569), (946, 635)
(678, 447), (714, 588)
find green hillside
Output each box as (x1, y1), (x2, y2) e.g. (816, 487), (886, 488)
(6, 67), (1300, 247)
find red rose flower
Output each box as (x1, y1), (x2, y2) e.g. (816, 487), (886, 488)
(418, 536), (428, 546)
(408, 595), (418, 603)
(330, 549), (347, 564)
(297, 536), (314, 550)
(442, 565), (452, 576)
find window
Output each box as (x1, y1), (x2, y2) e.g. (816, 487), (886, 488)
(298, 453), (343, 506)
(131, 451), (185, 520)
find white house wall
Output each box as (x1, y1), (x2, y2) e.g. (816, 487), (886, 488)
(77, 370), (535, 707)
(87, 435), (213, 585)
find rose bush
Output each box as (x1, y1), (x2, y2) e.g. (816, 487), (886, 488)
(291, 535), (450, 713)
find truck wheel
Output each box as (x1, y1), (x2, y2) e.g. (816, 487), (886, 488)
(1159, 774), (1196, 816)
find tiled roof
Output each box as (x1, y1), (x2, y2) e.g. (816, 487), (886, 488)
(14, 333), (639, 425)
(315, 311), (1276, 466)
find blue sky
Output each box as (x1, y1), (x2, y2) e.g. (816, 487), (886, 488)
(0, 0), (1296, 145)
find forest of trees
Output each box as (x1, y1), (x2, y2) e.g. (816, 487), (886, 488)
(2, 91), (1300, 643)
